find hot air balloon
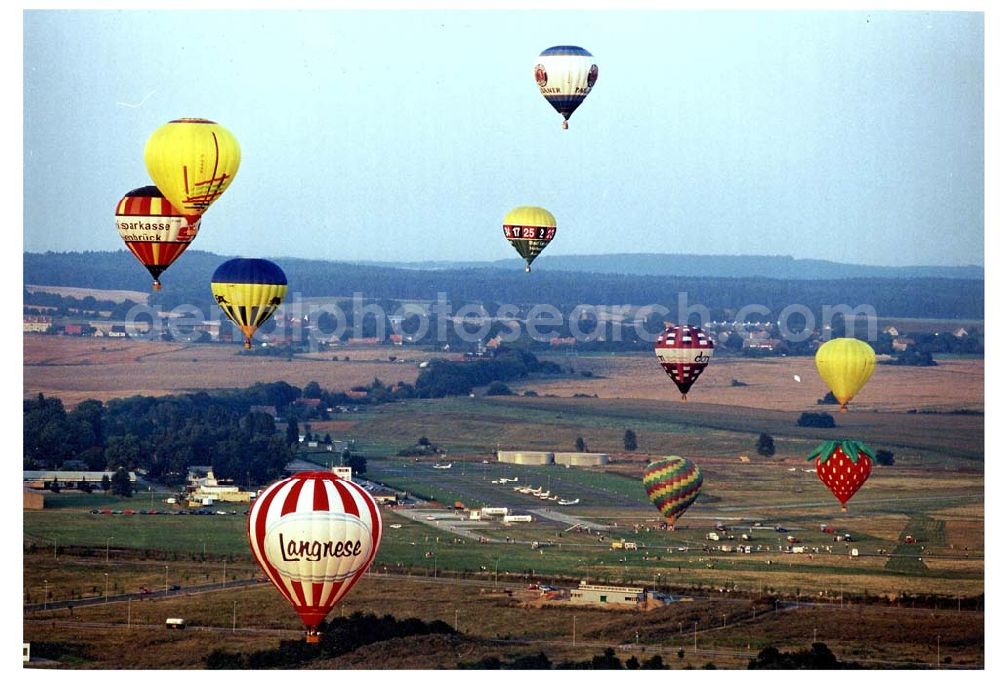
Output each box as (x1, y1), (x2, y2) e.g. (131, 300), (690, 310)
(806, 440), (873, 512)
(534, 45), (598, 129)
(210, 258), (287, 349)
(115, 185), (200, 291)
(815, 338), (876, 411)
(502, 206), (557, 272)
(654, 325), (714, 401)
(247, 471), (382, 644)
(144, 118), (240, 219)
(643, 456), (703, 530)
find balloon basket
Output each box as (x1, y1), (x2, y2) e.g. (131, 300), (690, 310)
(305, 631), (321, 645)
(525, 264), (531, 273)
(243, 340), (252, 350)
(152, 281), (161, 291)
(561, 120), (569, 130)
(680, 394), (688, 402)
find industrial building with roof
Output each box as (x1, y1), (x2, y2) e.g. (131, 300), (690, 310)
(569, 581), (647, 606)
(497, 451), (609, 466)
(23, 471), (136, 489)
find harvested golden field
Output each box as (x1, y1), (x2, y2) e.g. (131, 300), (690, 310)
(22, 336), (450, 407)
(25, 285), (151, 304)
(524, 354), (984, 413)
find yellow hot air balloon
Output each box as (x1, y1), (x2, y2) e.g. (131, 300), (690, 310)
(144, 118), (241, 218)
(502, 205), (557, 272)
(815, 338), (876, 411)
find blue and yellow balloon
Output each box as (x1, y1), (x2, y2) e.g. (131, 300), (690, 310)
(210, 258), (287, 349)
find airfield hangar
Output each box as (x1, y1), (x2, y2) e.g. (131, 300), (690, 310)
(496, 451), (609, 466)
(553, 452), (609, 466)
(497, 450), (554, 465)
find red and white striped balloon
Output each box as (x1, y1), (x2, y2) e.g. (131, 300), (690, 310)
(247, 471), (382, 635)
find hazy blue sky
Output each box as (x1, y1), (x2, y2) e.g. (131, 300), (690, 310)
(22, 8), (984, 266)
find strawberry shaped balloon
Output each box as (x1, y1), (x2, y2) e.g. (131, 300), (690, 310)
(806, 440), (873, 512)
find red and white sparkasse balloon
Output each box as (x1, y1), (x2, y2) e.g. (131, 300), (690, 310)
(248, 471), (382, 642)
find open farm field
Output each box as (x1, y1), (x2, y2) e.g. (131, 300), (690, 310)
(25, 284), (151, 304)
(22, 335), (438, 407)
(23, 554), (983, 670)
(321, 394), (983, 468)
(22, 339), (984, 669)
(527, 353), (984, 414)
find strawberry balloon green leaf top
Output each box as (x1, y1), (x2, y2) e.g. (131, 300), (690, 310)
(806, 440), (873, 512)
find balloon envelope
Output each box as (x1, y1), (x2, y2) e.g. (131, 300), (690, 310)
(502, 205), (557, 272)
(643, 456), (703, 530)
(144, 118), (240, 218)
(210, 258), (287, 349)
(654, 325), (714, 400)
(534, 45), (598, 128)
(247, 471), (382, 638)
(115, 185), (200, 290)
(815, 338), (876, 410)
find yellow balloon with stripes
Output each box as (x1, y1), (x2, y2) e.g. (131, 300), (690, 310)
(210, 258), (287, 349)
(815, 338), (876, 411)
(502, 205), (557, 272)
(144, 118), (241, 219)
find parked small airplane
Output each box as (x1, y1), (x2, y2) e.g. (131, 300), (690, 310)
(558, 498), (580, 505)
(499, 477), (518, 483)
(432, 463), (452, 469)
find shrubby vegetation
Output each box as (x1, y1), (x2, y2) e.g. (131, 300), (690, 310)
(756, 433), (775, 456)
(204, 612), (453, 669)
(797, 412), (837, 428)
(747, 642), (864, 669)
(414, 349), (561, 398)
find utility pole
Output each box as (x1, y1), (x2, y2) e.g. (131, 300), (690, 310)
(104, 573), (109, 603)
(127, 598), (131, 629)
(233, 601), (237, 633)
(454, 609), (459, 632)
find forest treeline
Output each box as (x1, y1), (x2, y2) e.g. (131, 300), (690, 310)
(24, 250), (984, 320)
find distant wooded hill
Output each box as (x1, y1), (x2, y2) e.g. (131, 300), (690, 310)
(363, 253), (984, 281)
(23, 250), (983, 320)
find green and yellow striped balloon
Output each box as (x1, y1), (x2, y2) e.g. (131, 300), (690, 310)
(643, 456), (703, 530)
